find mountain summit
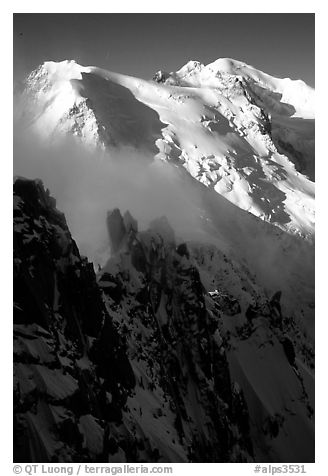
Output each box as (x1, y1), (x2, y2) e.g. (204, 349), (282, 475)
(16, 58), (315, 326)
(14, 58), (315, 462)
(20, 58), (314, 239)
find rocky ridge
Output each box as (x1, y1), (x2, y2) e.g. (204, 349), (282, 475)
(14, 179), (314, 462)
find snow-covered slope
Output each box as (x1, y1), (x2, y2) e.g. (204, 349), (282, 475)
(161, 58), (314, 118)
(13, 59), (315, 462)
(99, 207), (314, 463)
(16, 58), (315, 333)
(19, 58), (314, 240)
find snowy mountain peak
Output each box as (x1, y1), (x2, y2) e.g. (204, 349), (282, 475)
(176, 59), (205, 74)
(25, 60), (88, 98)
(14, 54), (315, 462)
(156, 57), (314, 119)
(17, 58), (315, 242)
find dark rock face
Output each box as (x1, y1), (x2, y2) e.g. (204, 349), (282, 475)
(13, 179), (314, 463)
(281, 338), (296, 366)
(13, 179), (253, 462)
(210, 290), (241, 316)
(98, 215), (254, 463)
(107, 209), (127, 253)
(123, 210), (138, 234)
(176, 243), (190, 259)
(153, 71), (169, 84)
(14, 179), (134, 462)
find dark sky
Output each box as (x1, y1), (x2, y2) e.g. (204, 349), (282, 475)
(13, 13), (315, 86)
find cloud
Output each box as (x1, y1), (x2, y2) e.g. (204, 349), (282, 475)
(13, 121), (205, 265)
(13, 102), (315, 328)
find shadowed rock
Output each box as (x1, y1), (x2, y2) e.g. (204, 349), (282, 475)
(107, 208), (126, 253)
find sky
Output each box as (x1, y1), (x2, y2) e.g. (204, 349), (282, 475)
(13, 13), (315, 86)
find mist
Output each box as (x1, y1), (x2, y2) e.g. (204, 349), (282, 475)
(13, 123), (207, 265)
(13, 103), (315, 335)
